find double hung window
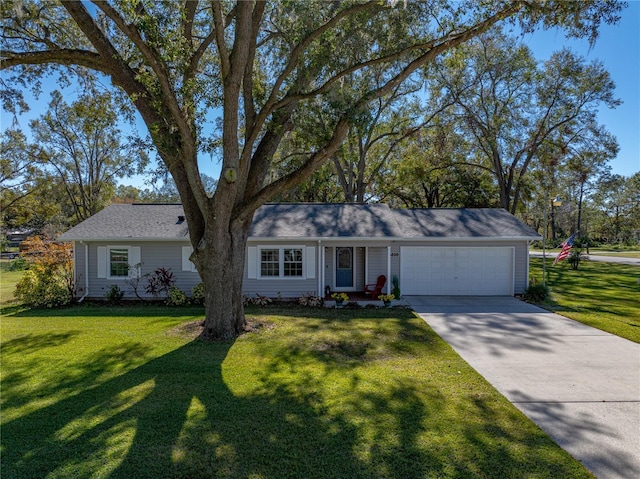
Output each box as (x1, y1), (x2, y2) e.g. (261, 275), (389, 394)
(109, 247), (129, 278)
(259, 247), (304, 279)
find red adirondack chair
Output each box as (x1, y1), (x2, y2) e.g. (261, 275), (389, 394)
(364, 275), (386, 299)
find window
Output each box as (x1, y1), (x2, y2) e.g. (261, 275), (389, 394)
(109, 247), (129, 278)
(283, 248), (303, 276)
(261, 249), (280, 277)
(98, 245), (140, 280)
(258, 246), (304, 279)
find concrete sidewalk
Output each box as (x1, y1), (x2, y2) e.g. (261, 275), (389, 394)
(407, 296), (640, 479)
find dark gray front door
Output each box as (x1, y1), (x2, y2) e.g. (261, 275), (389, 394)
(336, 247), (353, 288)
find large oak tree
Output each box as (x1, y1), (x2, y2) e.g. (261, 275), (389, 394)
(1, 0), (622, 338)
(432, 29), (620, 214)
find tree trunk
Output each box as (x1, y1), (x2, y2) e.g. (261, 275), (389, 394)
(195, 217), (250, 340)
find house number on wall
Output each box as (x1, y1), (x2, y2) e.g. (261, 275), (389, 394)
(390, 252), (399, 257)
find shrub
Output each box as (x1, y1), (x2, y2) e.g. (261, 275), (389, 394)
(191, 282), (205, 305)
(166, 286), (188, 306)
(13, 236), (74, 308)
(15, 269), (72, 308)
(105, 284), (124, 302)
(298, 293), (323, 307)
(523, 283), (550, 303)
(568, 250), (586, 270)
(391, 275), (401, 299)
(250, 294), (272, 306)
(8, 257), (29, 271)
(144, 267), (175, 299)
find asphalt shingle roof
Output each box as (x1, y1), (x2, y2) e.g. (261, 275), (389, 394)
(58, 203), (540, 241)
(393, 208), (540, 238)
(249, 203), (404, 238)
(58, 204), (189, 240)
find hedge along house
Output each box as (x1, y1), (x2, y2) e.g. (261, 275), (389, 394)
(58, 203), (541, 301)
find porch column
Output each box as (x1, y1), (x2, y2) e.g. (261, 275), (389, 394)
(317, 240), (322, 296)
(364, 247), (369, 287)
(387, 246), (391, 294)
(321, 244), (326, 297)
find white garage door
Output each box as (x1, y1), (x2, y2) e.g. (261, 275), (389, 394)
(400, 246), (514, 296)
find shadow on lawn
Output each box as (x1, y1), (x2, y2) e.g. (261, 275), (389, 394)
(0, 341), (386, 478)
(2, 315), (588, 479)
(5, 301), (205, 318)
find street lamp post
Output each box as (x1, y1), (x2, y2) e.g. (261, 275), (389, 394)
(542, 195), (562, 286)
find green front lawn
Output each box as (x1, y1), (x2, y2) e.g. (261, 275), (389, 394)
(530, 258), (640, 343)
(0, 259), (24, 306)
(1, 304), (592, 479)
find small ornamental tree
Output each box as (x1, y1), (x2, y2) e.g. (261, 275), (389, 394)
(14, 235), (74, 307)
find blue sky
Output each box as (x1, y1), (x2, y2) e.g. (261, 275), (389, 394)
(3, 3), (638, 186)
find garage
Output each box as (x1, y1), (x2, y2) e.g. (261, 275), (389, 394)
(400, 246), (514, 296)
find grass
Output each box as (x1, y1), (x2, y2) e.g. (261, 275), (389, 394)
(0, 303), (593, 479)
(530, 246), (640, 259)
(586, 250), (640, 259)
(0, 259), (24, 306)
(529, 257), (640, 343)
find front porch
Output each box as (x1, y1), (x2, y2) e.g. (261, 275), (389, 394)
(321, 244), (393, 297)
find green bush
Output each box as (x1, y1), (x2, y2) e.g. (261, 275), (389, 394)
(8, 257), (29, 271)
(166, 286), (188, 306)
(568, 250), (585, 270)
(523, 283), (550, 303)
(15, 269), (72, 308)
(105, 284), (125, 302)
(191, 282), (205, 305)
(391, 275), (401, 299)
(298, 293), (323, 307)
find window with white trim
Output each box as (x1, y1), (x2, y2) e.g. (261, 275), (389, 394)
(259, 246), (304, 279)
(260, 248), (280, 277)
(98, 245), (140, 279)
(109, 247), (129, 278)
(283, 248), (303, 276)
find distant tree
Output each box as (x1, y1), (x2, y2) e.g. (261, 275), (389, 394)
(1, 129), (69, 231)
(592, 173), (640, 243)
(0, 129), (44, 211)
(433, 29), (620, 214)
(28, 90), (149, 222)
(565, 128), (617, 234)
(380, 117), (496, 208)
(111, 184), (143, 204)
(330, 84), (429, 203)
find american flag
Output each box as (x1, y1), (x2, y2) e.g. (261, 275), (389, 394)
(553, 233), (576, 265)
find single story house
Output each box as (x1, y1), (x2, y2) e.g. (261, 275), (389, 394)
(58, 203), (541, 300)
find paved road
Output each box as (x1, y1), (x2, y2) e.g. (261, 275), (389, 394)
(530, 251), (640, 266)
(407, 296), (640, 479)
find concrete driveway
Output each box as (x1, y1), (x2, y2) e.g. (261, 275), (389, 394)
(406, 296), (640, 479)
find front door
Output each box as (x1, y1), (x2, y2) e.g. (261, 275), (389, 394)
(336, 247), (353, 288)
